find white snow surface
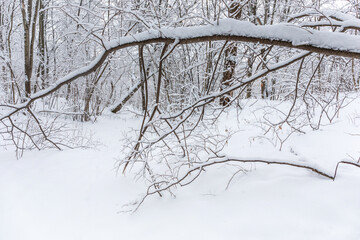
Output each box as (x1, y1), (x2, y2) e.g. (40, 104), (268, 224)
(1, 99), (360, 240)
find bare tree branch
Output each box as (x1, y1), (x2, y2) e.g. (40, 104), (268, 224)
(131, 156), (360, 212)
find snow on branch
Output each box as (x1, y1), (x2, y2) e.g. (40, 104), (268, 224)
(105, 18), (360, 57)
(3, 16), (360, 119)
(158, 51), (311, 120)
(130, 157), (360, 212)
(289, 9), (357, 22)
(289, 9), (360, 32)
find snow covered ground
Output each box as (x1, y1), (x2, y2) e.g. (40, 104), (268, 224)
(1, 99), (360, 240)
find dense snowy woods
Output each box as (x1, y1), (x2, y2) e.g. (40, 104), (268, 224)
(1, 1), (360, 239)
(1, 0), (360, 218)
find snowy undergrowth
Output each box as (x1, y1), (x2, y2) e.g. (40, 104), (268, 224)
(1, 99), (360, 240)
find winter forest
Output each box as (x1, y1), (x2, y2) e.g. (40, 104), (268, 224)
(1, 0), (360, 239)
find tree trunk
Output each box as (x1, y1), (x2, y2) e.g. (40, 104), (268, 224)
(220, 0), (241, 106)
(20, 0), (40, 97)
(245, 0), (258, 99)
(36, 0), (48, 90)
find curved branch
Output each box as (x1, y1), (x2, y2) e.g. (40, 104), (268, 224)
(3, 18), (360, 119)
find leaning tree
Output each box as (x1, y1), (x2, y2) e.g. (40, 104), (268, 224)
(1, 0), (360, 210)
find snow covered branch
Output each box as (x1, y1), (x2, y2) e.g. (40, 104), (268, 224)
(2, 16), (360, 120)
(131, 156), (360, 212)
(289, 9), (360, 32)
